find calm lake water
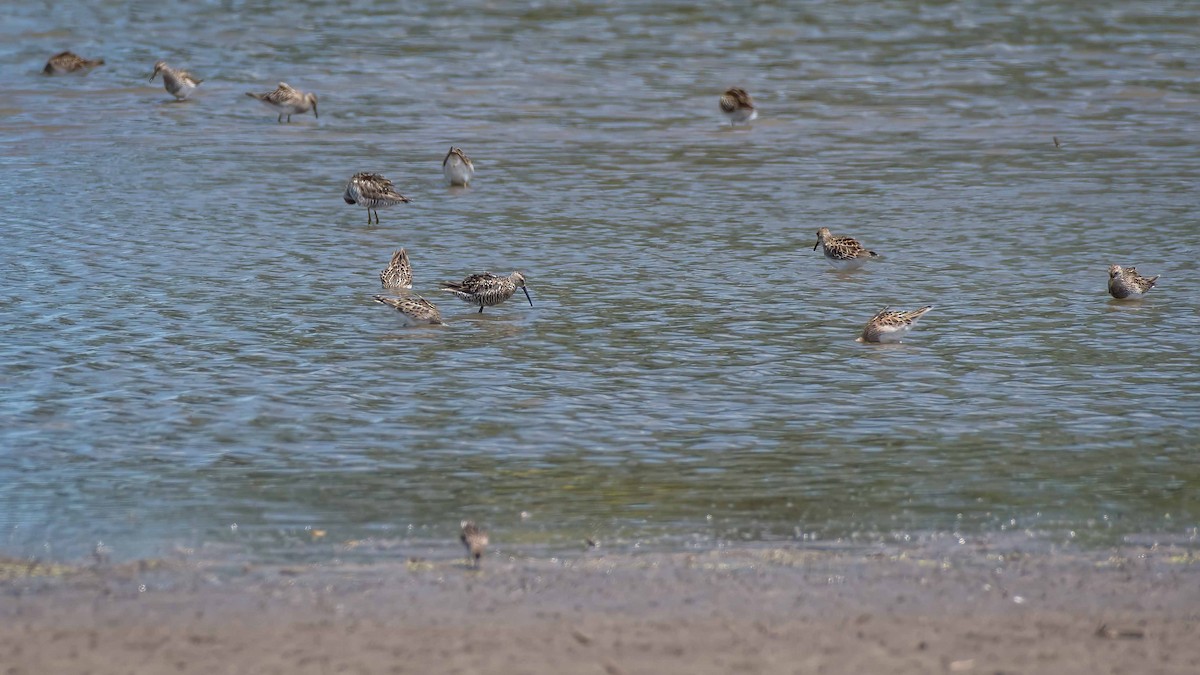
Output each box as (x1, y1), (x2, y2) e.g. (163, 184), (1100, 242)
(1, 1), (1198, 563)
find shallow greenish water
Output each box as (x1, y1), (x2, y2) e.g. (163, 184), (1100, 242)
(1, 1), (1198, 562)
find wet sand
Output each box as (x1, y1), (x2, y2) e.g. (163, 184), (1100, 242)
(2, 543), (1198, 674)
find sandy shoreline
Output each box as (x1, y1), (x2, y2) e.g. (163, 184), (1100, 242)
(2, 543), (1198, 674)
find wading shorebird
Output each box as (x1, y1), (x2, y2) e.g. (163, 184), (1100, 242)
(442, 146), (475, 186)
(245, 82), (318, 123)
(379, 248), (413, 289)
(460, 520), (489, 569)
(719, 87), (757, 126)
(441, 271), (533, 314)
(149, 60), (202, 100)
(858, 306), (933, 344)
(813, 227), (880, 271)
(343, 172), (411, 224)
(1108, 264), (1159, 300)
(372, 294), (443, 326)
(43, 51), (104, 75)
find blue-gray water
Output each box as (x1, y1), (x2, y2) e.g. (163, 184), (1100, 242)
(2, 1), (1198, 563)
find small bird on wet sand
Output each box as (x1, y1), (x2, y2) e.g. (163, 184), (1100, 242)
(43, 51), (104, 75)
(149, 60), (202, 100)
(372, 294), (443, 326)
(441, 271), (533, 314)
(343, 172), (411, 224)
(814, 227), (879, 271)
(719, 87), (757, 126)
(245, 82), (318, 123)
(442, 146), (475, 186)
(1108, 264), (1159, 300)
(460, 520), (488, 568)
(379, 248), (413, 289)
(859, 306), (933, 344)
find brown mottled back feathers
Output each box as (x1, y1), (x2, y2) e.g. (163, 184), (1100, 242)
(44, 51), (104, 74)
(860, 306), (933, 344)
(719, 87), (754, 113)
(372, 294), (443, 325)
(379, 248), (413, 289)
(1108, 264), (1159, 299)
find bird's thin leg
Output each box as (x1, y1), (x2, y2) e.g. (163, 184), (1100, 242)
(478, 305), (484, 314)
(277, 113), (283, 123)
(287, 114), (292, 123)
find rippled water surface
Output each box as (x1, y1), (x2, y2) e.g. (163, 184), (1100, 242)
(2, 1), (1199, 562)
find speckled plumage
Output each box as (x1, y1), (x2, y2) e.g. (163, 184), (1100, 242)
(150, 60), (202, 100)
(343, 172), (411, 224)
(379, 248), (413, 289)
(372, 294), (443, 326)
(245, 82), (318, 123)
(442, 146), (475, 186)
(719, 87), (757, 126)
(441, 271), (533, 314)
(43, 51), (104, 75)
(460, 520), (488, 568)
(859, 306), (933, 344)
(1108, 264), (1159, 300)
(814, 227), (879, 271)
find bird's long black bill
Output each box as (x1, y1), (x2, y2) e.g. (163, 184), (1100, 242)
(812, 240), (820, 251)
(522, 287), (533, 307)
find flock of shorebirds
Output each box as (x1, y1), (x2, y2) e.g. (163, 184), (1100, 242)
(44, 49), (1164, 567)
(45, 51), (1162, 344)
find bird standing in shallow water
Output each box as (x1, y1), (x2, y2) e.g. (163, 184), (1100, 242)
(372, 294), (443, 326)
(1108, 264), (1159, 300)
(43, 51), (104, 75)
(859, 306), (933, 344)
(149, 60), (202, 100)
(245, 82), (318, 123)
(343, 172), (411, 224)
(460, 521), (488, 568)
(442, 146), (475, 186)
(813, 227), (880, 271)
(719, 87), (757, 126)
(441, 271), (533, 314)
(379, 248), (413, 289)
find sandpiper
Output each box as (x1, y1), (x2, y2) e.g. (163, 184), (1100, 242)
(441, 271), (533, 314)
(1108, 264), (1159, 300)
(149, 60), (202, 100)
(460, 520), (489, 569)
(859, 306), (933, 344)
(343, 172), (411, 224)
(380, 248), (413, 289)
(43, 51), (104, 75)
(245, 82), (318, 123)
(372, 294), (443, 326)
(813, 227), (880, 271)
(442, 146), (475, 186)
(719, 87), (757, 126)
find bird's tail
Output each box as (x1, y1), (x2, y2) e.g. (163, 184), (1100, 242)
(904, 306), (934, 320)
